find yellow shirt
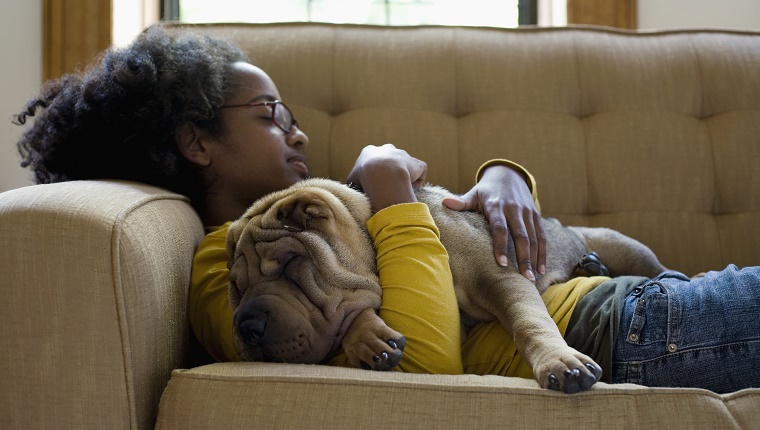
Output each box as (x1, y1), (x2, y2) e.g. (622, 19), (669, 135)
(188, 159), (608, 377)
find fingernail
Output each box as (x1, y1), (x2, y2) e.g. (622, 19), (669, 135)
(498, 255), (509, 266)
(538, 264), (546, 275)
(525, 269), (535, 281)
(548, 374), (560, 389)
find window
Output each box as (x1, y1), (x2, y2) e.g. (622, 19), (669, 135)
(163, 0), (539, 28)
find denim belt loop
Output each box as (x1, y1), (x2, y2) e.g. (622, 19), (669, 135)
(662, 281), (681, 353)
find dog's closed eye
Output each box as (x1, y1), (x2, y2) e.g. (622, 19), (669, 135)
(277, 200), (329, 233)
(278, 208), (305, 232)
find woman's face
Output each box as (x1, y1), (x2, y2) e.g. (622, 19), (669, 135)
(206, 62), (310, 210)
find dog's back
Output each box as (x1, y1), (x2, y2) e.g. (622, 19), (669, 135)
(415, 185), (589, 324)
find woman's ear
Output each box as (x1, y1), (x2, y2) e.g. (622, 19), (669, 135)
(175, 122), (212, 167)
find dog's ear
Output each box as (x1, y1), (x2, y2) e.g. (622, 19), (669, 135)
(276, 198), (329, 232)
(226, 213), (261, 310)
(226, 216), (248, 266)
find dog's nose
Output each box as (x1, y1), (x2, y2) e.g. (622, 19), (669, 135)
(236, 309), (268, 343)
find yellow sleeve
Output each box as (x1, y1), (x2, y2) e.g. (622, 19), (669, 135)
(461, 276), (608, 378)
(476, 159), (541, 214)
(188, 222), (240, 362)
(363, 202), (463, 374)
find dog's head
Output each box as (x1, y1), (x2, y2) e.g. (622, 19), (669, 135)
(226, 178), (381, 364)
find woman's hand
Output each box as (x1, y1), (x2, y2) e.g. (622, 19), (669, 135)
(442, 164), (546, 281)
(346, 144), (427, 213)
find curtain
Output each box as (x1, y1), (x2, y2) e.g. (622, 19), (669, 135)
(567, 0), (637, 29)
(43, 0), (111, 81)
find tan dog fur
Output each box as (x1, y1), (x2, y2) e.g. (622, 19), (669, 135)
(227, 178), (666, 393)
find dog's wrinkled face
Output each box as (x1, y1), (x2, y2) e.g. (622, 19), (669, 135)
(226, 178), (381, 363)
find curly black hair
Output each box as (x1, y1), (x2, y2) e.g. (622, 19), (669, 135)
(13, 24), (249, 205)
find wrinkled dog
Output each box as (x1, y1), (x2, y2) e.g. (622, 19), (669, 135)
(227, 178), (665, 393)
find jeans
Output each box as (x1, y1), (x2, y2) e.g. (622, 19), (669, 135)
(610, 265), (760, 393)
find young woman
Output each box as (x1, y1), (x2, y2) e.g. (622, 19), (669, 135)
(14, 24), (759, 394)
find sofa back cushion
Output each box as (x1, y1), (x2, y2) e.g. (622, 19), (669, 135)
(180, 23), (760, 275)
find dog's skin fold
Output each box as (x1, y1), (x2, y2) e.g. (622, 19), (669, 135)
(227, 178), (666, 393)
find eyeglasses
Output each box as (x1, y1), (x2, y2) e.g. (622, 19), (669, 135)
(219, 100), (299, 133)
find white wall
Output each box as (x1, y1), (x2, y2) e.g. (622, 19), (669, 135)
(639, 0), (760, 30)
(1, 0), (41, 192)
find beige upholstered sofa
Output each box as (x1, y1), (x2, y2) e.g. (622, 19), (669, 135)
(1, 23), (759, 429)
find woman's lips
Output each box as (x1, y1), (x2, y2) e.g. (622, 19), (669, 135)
(288, 156), (309, 176)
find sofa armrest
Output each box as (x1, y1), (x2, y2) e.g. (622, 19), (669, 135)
(0, 180), (205, 430)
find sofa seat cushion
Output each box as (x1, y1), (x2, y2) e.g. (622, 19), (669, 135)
(156, 362), (760, 429)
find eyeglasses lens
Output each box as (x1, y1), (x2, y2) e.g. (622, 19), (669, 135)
(273, 103), (293, 133)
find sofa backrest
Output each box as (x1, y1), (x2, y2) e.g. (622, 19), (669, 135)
(179, 23), (760, 275)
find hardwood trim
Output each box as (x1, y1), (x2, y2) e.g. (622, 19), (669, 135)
(567, 0), (637, 29)
(43, 0), (112, 81)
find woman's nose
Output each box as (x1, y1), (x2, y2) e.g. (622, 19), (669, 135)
(288, 126), (309, 149)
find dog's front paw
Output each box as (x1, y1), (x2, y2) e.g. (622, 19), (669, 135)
(342, 309), (406, 371)
(358, 337), (406, 371)
(534, 349), (603, 394)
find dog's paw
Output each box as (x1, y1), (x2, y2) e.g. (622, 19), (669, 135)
(342, 309), (406, 371)
(534, 349), (602, 394)
(359, 337), (406, 371)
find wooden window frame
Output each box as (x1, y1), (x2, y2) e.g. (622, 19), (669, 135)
(161, 0), (538, 25)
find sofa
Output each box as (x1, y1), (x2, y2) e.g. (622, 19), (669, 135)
(1, 23), (759, 429)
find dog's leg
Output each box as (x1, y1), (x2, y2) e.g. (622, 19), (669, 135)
(341, 308), (406, 371)
(477, 274), (603, 393)
(569, 227), (666, 278)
